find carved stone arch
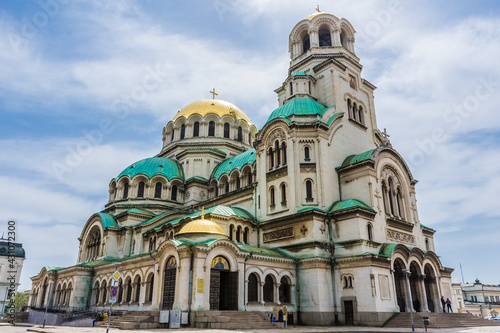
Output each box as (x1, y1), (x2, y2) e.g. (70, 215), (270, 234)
(155, 239), (179, 260)
(206, 240), (241, 272)
(408, 257), (424, 274)
(277, 270), (295, 283)
(290, 22), (311, 45)
(204, 113), (222, 124)
(79, 215), (105, 246)
(246, 267), (264, 281)
(262, 268), (280, 281)
(173, 116), (187, 128)
(339, 19), (356, 37)
(327, 123), (344, 146)
(423, 251), (444, 272)
(187, 113), (203, 124)
(265, 127), (287, 148)
(165, 122), (174, 133)
(391, 244), (411, 267)
(311, 16), (338, 31)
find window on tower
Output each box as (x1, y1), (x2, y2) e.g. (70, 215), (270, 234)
(224, 123), (230, 138)
(208, 121), (215, 136)
(193, 121), (200, 137)
(302, 33), (310, 53)
(180, 124), (186, 139)
(237, 126), (243, 142)
(319, 27), (332, 46)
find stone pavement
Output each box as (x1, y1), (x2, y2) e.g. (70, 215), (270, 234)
(2, 323), (500, 333)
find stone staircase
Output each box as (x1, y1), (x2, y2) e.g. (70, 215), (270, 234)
(193, 310), (284, 330)
(95, 310), (159, 329)
(384, 312), (500, 328)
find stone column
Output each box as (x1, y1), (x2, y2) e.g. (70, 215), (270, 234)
(332, 27), (341, 46)
(419, 274), (430, 312)
(259, 281), (265, 306)
(276, 283), (281, 305)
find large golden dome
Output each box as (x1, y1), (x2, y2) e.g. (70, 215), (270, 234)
(177, 217), (227, 237)
(172, 99), (253, 125)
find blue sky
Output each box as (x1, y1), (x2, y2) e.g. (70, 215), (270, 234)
(0, 0), (499, 290)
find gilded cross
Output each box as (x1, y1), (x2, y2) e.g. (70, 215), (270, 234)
(210, 88), (218, 99)
(316, 5), (320, 12)
(201, 207), (205, 218)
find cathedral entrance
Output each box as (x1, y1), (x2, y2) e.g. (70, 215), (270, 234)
(409, 262), (423, 312)
(424, 264), (438, 312)
(162, 256), (177, 309)
(393, 259), (407, 312)
(209, 256), (238, 310)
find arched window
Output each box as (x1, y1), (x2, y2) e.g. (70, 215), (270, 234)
(125, 278), (132, 302)
(208, 121), (215, 136)
(397, 189), (404, 219)
(282, 142), (287, 165)
(180, 124), (185, 139)
(154, 182), (162, 198)
(425, 238), (430, 251)
(248, 133), (252, 145)
(224, 123), (230, 138)
(308, 81), (311, 94)
(243, 227), (249, 244)
(347, 99), (352, 118)
(319, 28), (332, 46)
(225, 180), (229, 193)
(123, 182), (129, 199)
(358, 106), (363, 124)
(236, 177), (241, 189)
(279, 276), (291, 303)
(305, 180), (313, 201)
(269, 147), (274, 169)
(275, 141), (281, 166)
(302, 33), (310, 53)
(193, 121), (200, 137)
(290, 81), (293, 95)
(229, 225), (234, 241)
(247, 170), (253, 185)
(270, 187), (275, 206)
(340, 30), (348, 49)
(248, 273), (258, 302)
(237, 126), (243, 142)
(367, 223), (373, 241)
(236, 226), (241, 243)
(281, 183), (286, 204)
(304, 146), (310, 161)
(388, 178), (395, 215)
(170, 130), (174, 141)
(137, 181), (145, 198)
(171, 185), (178, 201)
(352, 103), (358, 122)
(86, 226), (101, 262)
(263, 275), (274, 302)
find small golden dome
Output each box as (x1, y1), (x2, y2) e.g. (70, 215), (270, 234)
(172, 99), (253, 125)
(177, 217), (227, 236)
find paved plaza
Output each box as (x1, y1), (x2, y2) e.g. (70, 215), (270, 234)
(2, 323), (500, 333)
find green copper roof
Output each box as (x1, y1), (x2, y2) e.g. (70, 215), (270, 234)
(116, 157), (184, 181)
(185, 147), (227, 156)
(97, 212), (119, 228)
(186, 176), (209, 183)
(420, 223), (435, 231)
(328, 199), (376, 214)
(325, 112), (344, 125)
(211, 148), (256, 179)
(0, 240), (25, 258)
(117, 208), (155, 217)
(297, 207), (326, 214)
(151, 205), (255, 233)
(341, 149), (375, 168)
(45, 266), (64, 271)
(266, 98), (328, 123)
(291, 71), (309, 77)
(237, 243), (293, 259)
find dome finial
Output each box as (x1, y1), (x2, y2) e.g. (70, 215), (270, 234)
(201, 206), (206, 219)
(210, 88), (218, 99)
(315, 5), (320, 13)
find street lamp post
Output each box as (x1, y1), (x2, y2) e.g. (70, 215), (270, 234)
(403, 269), (414, 332)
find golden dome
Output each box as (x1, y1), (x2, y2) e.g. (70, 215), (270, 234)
(172, 99), (253, 125)
(306, 12), (322, 21)
(177, 217), (227, 236)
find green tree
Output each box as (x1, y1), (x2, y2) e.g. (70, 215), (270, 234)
(13, 290), (30, 312)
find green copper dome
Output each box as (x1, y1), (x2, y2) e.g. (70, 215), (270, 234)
(211, 149), (256, 180)
(266, 98), (332, 124)
(116, 157), (184, 181)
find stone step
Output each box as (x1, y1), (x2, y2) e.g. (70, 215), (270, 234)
(384, 313), (500, 328)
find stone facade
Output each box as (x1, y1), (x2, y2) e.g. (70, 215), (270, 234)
(29, 11), (454, 326)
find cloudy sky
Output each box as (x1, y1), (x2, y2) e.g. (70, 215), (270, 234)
(1, 0), (499, 290)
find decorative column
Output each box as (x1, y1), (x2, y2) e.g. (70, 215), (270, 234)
(259, 281), (265, 306)
(419, 274), (430, 312)
(276, 283), (281, 305)
(309, 29), (319, 48)
(332, 27), (341, 46)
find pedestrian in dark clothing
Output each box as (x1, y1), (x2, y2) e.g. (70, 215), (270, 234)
(441, 296), (446, 312)
(446, 298), (452, 313)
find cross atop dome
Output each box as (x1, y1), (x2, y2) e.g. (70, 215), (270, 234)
(210, 88), (218, 99)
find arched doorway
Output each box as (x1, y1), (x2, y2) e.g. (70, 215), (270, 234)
(162, 256), (177, 309)
(424, 264), (438, 312)
(409, 262), (423, 312)
(393, 259), (407, 312)
(210, 256), (238, 310)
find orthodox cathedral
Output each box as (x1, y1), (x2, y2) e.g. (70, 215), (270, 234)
(30, 11), (454, 326)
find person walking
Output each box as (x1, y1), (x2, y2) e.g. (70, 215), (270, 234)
(441, 296), (446, 312)
(446, 298), (453, 313)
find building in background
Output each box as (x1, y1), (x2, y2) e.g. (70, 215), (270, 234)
(29, 11), (455, 326)
(0, 235), (26, 314)
(456, 280), (500, 318)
